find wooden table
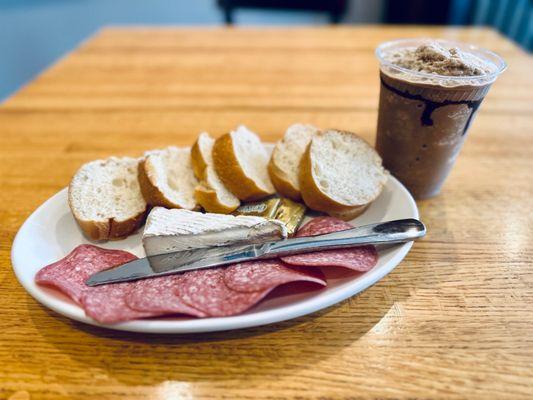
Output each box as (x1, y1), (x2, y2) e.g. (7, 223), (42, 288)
(1, 26), (532, 400)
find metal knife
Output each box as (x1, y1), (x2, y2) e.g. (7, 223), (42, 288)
(86, 218), (426, 286)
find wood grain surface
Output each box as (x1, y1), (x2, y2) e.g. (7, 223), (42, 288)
(1, 26), (532, 400)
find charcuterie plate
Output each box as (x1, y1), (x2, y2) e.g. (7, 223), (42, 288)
(11, 175), (418, 334)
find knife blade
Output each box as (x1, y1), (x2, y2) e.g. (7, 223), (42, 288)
(86, 218), (426, 286)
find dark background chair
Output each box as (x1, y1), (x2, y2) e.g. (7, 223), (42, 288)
(217, 0), (348, 24)
(216, 0), (530, 51)
(383, 0), (451, 24)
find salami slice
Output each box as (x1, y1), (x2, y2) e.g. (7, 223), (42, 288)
(281, 217), (378, 272)
(125, 276), (206, 317)
(35, 244), (137, 304)
(176, 268), (270, 317)
(294, 216), (353, 237)
(36, 243), (331, 323)
(177, 261), (326, 317)
(223, 260), (326, 293)
(80, 282), (158, 324)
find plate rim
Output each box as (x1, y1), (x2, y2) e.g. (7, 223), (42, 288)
(11, 176), (418, 334)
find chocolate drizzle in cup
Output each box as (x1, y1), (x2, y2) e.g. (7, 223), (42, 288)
(379, 76), (483, 136)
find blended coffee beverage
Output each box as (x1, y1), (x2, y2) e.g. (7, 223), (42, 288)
(375, 39), (506, 199)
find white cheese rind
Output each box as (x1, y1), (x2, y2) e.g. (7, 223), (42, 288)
(142, 207), (287, 256)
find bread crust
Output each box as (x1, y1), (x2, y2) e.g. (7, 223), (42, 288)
(268, 157), (301, 201)
(108, 212), (147, 239)
(268, 123), (318, 201)
(138, 157), (198, 210)
(194, 185), (237, 214)
(328, 205), (369, 221)
(138, 158), (175, 209)
(68, 184), (147, 241)
(190, 138), (208, 180)
(299, 144), (358, 214)
(71, 216), (109, 241)
(212, 132), (273, 201)
(191, 134), (240, 213)
(299, 131), (385, 218)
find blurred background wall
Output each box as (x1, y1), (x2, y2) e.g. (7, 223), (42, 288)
(0, 0), (531, 101)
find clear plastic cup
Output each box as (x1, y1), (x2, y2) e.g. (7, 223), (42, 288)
(375, 39), (506, 199)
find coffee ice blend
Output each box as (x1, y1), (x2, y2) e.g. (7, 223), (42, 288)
(375, 39), (506, 199)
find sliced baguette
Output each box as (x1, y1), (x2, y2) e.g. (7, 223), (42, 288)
(68, 157), (147, 241)
(212, 125), (275, 201)
(268, 123), (319, 201)
(191, 132), (240, 213)
(328, 205), (369, 221)
(138, 146), (198, 210)
(299, 129), (388, 220)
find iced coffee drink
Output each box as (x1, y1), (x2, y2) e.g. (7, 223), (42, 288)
(375, 39), (506, 199)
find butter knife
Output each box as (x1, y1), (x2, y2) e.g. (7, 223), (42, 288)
(86, 218), (425, 286)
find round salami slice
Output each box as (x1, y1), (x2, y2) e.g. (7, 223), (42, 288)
(223, 260), (326, 293)
(294, 216), (353, 237)
(125, 276), (206, 318)
(281, 246), (378, 271)
(281, 217), (379, 271)
(35, 244), (137, 304)
(80, 282), (159, 324)
(175, 269), (271, 317)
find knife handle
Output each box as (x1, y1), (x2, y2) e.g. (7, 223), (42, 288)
(265, 218), (426, 257)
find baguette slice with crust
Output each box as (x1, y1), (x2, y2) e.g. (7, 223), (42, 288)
(191, 132), (240, 213)
(212, 125), (275, 201)
(328, 205), (370, 221)
(268, 123), (319, 201)
(138, 146), (198, 210)
(68, 157), (147, 241)
(299, 129), (388, 220)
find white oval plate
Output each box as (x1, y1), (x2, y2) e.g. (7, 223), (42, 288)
(12, 176), (418, 334)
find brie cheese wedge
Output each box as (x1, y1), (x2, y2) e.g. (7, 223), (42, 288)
(142, 207), (288, 256)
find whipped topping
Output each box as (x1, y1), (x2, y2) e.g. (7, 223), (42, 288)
(384, 42), (494, 77)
